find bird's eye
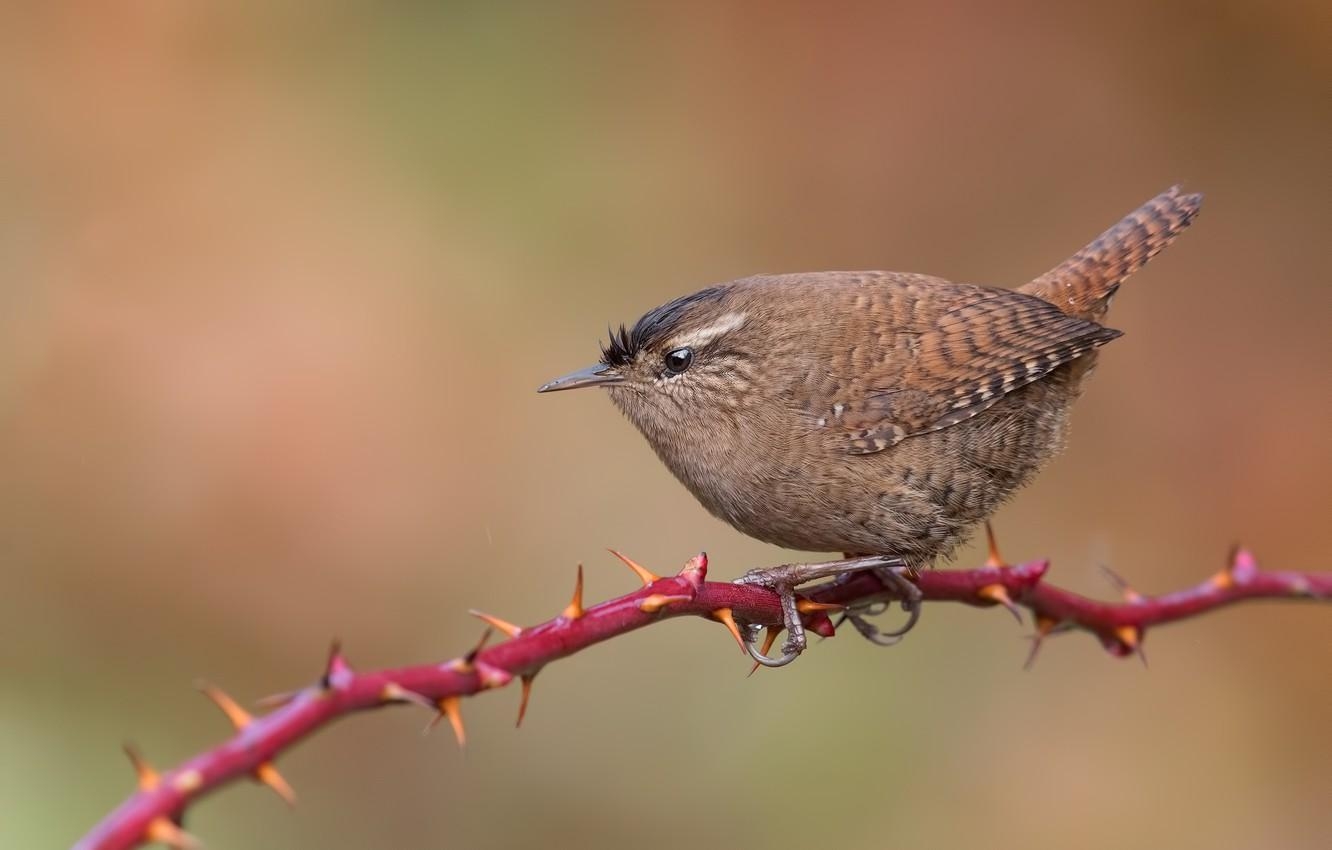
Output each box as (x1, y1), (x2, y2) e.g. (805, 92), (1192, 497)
(663, 347), (694, 376)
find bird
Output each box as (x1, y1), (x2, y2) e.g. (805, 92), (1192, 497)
(539, 186), (1203, 663)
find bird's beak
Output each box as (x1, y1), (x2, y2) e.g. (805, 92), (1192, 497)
(537, 364), (623, 393)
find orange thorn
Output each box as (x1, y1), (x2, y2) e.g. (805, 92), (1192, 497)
(380, 682), (436, 711)
(516, 673), (536, 728)
(468, 609), (522, 639)
(1113, 624), (1148, 667)
(977, 583), (1022, 624)
(1209, 569), (1235, 590)
(437, 696), (466, 749)
(563, 564), (585, 620)
(608, 548), (659, 586)
(255, 761), (296, 807)
(639, 593), (690, 613)
(146, 817), (200, 850)
(747, 627), (782, 676)
(985, 521), (1008, 568)
(1114, 624), (1140, 650)
(795, 599), (843, 614)
(424, 696), (467, 747)
(123, 743), (159, 791)
(197, 680), (253, 730)
(711, 608), (746, 653)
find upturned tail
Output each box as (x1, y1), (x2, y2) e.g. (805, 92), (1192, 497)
(1021, 186), (1203, 322)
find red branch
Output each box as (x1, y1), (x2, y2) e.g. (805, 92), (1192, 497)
(75, 548), (1330, 850)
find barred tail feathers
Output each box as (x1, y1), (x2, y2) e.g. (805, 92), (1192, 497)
(1021, 186), (1203, 322)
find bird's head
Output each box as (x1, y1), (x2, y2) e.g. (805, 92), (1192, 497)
(538, 284), (765, 441)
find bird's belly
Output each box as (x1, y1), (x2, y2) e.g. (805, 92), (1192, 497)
(673, 381), (1077, 563)
(673, 446), (965, 563)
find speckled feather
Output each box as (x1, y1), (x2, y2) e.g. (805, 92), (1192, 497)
(586, 188), (1202, 566)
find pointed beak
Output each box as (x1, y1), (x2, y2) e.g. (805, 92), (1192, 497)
(537, 364), (623, 393)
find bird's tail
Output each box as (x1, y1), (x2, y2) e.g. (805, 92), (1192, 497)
(1020, 186), (1203, 322)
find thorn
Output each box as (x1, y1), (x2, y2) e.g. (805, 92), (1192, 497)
(1209, 568), (1235, 590)
(254, 689), (301, 710)
(123, 742), (159, 791)
(322, 638), (352, 689)
(985, 521), (1008, 568)
(1098, 564), (1144, 604)
(977, 583), (1022, 623)
(608, 548), (659, 586)
(380, 682), (436, 711)
(563, 564), (585, 620)
(453, 628), (495, 672)
(449, 633), (511, 683)
(516, 673), (536, 728)
(1024, 614), (1059, 671)
(711, 608), (746, 653)
(255, 761), (297, 807)
(1113, 624), (1139, 650)
(428, 696), (466, 749)
(1113, 624), (1147, 666)
(677, 552), (709, 586)
(468, 609), (522, 639)
(197, 681), (253, 730)
(795, 599), (842, 614)
(146, 817), (201, 850)
(639, 593), (691, 613)
(1230, 546), (1259, 581)
(747, 627), (782, 676)
(198, 681), (298, 805)
(466, 628), (493, 663)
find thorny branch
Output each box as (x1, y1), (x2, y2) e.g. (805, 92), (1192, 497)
(75, 544), (1331, 850)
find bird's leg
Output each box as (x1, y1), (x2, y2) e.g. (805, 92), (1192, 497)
(735, 555), (906, 666)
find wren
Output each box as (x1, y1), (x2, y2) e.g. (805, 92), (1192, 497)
(540, 186), (1202, 663)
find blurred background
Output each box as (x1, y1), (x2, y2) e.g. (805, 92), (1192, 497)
(2, 2), (1328, 848)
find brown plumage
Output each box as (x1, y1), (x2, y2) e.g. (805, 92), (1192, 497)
(540, 187), (1202, 568)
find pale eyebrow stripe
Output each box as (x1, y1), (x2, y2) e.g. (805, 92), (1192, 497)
(669, 311), (748, 349)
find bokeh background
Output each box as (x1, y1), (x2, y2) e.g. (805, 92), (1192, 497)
(2, 2), (1329, 848)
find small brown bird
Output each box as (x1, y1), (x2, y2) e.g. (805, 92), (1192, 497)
(540, 186), (1202, 662)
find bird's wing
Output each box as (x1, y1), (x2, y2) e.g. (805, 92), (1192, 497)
(835, 287), (1121, 454)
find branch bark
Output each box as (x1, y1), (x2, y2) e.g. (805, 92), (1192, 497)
(75, 548), (1330, 850)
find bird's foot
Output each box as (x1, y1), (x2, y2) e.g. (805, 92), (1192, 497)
(735, 554), (908, 667)
(837, 564), (923, 646)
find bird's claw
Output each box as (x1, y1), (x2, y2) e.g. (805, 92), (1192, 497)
(743, 624), (803, 668)
(737, 578), (808, 666)
(842, 598), (922, 645)
(734, 554), (922, 665)
(840, 564), (925, 645)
